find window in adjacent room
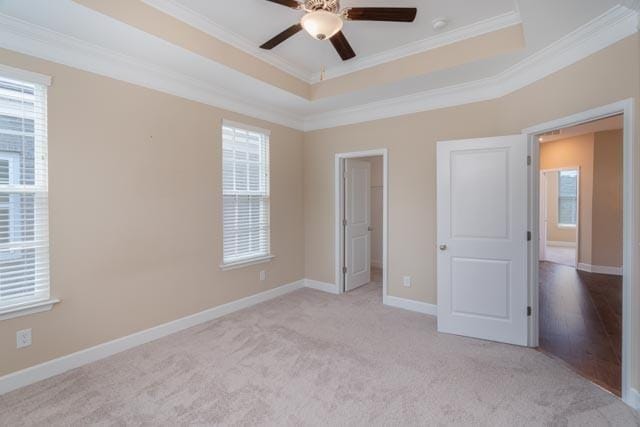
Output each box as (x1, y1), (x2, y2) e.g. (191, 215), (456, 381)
(558, 169), (578, 227)
(0, 74), (50, 310)
(221, 121), (271, 267)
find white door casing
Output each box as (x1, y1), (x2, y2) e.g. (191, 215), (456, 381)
(437, 135), (529, 346)
(345, 158), (371, 291)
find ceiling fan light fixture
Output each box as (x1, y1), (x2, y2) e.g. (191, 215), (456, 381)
(301, 10), (343, 40)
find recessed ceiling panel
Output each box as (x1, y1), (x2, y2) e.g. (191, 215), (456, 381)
(173, 0), (517, 74)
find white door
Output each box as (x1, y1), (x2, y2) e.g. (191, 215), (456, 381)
(437, 135), (529, 346)
(539, 172), (548, 261)
(345, 159), (371, 291)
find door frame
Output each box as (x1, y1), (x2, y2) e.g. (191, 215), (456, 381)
(523, 98), (636, 405)
(539, 167), (580, 268)
(335, 149), (388, 299)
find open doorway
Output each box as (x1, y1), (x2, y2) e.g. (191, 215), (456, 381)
(536, 114), (624, 396)
(539, 168), (579, 267)
(335, 150), (387, 302)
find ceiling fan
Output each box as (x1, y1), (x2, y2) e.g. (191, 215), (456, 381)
(260, 0), (418, 61)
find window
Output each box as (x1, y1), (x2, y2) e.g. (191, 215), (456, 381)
(221, 121), (270, 267)
(558, 169), (578, 227)
(0, 75), (49, 310)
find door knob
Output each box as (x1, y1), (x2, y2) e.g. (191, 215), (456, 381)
(368, 226), (373, 231)
(439, 244), (447, 251)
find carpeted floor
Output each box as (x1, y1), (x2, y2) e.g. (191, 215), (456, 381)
(1, 279), (638, 426)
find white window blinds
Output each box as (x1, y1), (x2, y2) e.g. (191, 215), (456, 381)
(558, 169), (578, 226)
(222, 121), (270, 265)
(0, 75), (49, 310)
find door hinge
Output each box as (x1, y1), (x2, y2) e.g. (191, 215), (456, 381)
(343, 219), (347, 226)
(343, 266), (347, 274)
(527, 155), (531, 166)
(527, 306), (532, 316)
(527, 231), (532, 241)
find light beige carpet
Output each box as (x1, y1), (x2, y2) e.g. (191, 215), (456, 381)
(1, 280), (638, 426)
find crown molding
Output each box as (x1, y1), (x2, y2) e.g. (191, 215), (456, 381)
(140, 0), (315, 83)
(0, 13), (306, 130)
(0, 5), (636, 133)
(311, 10), (522, 82)
(303, 5), (639, 130)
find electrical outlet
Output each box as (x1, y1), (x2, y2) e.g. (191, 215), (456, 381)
(16, 329), (32, 349)
(260, 270), (266, 281)
(403, 276), (412, 288)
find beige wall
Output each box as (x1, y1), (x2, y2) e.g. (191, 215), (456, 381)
(0, 48), (305, 377)
(540, 134), (594, 261)
(592, 130), (623, 268)
(303, 34), (640, 387)
(543, 171), (577, 244)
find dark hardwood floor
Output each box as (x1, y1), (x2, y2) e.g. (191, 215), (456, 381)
(539, 261), (622, 396)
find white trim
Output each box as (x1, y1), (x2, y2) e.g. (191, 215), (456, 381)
(0, 298), (59, 321)
(311, 11), (522, 82)
(0, 63), (51, 86)
(222, 119), (272, 136)
(334, 149), (388, 301)
(219, 255), (275, 271)
(383, 295), (437, 316)
(546, 241), (576, 248)
(141, 0), (313, 83)
(0, 6), (636, 131)
(0, 13), (305, 131)
(304, 6), (638, 130)
(304, 279), (339, 294)
(577, 263), (623, 276)
(0, 279), (305, 395)
(524, 98), (636, 408)
(629, 387), (640, 411)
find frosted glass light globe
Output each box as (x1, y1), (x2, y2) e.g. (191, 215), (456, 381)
(301, 10), (343, 40)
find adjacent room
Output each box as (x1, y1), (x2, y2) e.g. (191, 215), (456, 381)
(538, 116), (624, 396)
(0, 0), (639, 425)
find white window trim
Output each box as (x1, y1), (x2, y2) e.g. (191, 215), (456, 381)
(557, 223), (577, 229)
(220, 120), (272, 270)
(557, 170), (578, 228)
(0, 68), (56, 319)
(0, 298), (60, 321)
(219, 254), (275, 271)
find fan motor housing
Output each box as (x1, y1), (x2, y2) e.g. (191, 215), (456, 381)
(304, 0), (340, 13)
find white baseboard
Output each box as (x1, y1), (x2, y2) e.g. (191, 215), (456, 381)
(546, 241), (576, 248)
(304, 279), (339, 294)
(577, 263), (623, 276)
(0, 279), (305, 396)
(627, 387), (640, 411)
(384, 295), (437, 316)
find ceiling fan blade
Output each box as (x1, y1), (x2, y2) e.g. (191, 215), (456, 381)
(265, 0), (301, 9)
(344, 7), (417, 22)
(330, 31), (356, 61)
(260, 24), (303, 50)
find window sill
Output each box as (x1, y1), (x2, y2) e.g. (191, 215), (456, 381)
(0, 298), (60, 321)
(557, 224), (577, 229)
(220, 255), (275, 271)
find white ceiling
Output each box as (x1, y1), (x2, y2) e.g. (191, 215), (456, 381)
(162, 0), (517, 76)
